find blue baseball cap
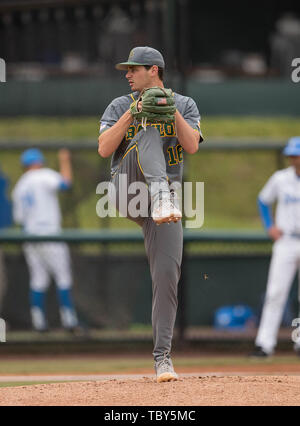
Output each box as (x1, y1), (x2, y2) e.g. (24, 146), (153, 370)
(21, 148), (44, 167)
(115, 46), (165, 70)
(283, 137), (300, 156)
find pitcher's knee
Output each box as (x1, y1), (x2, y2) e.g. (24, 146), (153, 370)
(153, 262), (180, 290)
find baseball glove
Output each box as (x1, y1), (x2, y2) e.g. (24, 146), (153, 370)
(130, 87), (176, 128)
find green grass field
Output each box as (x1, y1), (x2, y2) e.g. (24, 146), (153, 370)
(0, 354), (299, 388)
(1, 116), (300, 230)
(1, 116), (300, 140)
(0, 354), (297, 375)
(0, 381), (71, 388)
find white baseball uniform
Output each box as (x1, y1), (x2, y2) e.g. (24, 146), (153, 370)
(12, 167), (78, 330)
(256, 166), (300, 354)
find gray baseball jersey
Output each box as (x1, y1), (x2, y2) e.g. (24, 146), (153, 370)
(100, 91), (203, 182)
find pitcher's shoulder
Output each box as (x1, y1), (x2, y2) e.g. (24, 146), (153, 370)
(111, 92), (139, 107)
(173, 92), (197, 108)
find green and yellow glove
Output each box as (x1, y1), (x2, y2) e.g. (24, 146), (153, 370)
(130, 87), (176, 125)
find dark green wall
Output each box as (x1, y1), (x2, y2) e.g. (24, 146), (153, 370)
(2, 252), (297, 330)
(0, 78), (299, 116)
(187, 80), (300, 116)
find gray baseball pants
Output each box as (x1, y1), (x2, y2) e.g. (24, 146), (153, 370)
(111, 127), (183, 361)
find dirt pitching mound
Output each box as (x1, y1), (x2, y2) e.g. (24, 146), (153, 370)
(1, 375), (300, 406)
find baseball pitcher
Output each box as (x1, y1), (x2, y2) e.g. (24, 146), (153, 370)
(98, 46), (203, 382)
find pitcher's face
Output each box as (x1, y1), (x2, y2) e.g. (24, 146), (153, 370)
(126, 65), (157, 92)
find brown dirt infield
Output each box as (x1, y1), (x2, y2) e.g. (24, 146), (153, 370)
(1, 358), (300, 406)
(1, 351), (300, 406)
(1, 374), (300, 406)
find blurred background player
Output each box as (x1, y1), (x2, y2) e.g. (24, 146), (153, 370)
(252, 137), (300, 357)
(12, 148), (79, 333)
(0, 166), (12, 316)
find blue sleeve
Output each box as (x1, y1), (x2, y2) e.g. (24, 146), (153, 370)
(59, 180), (72, 191)
(0, 174), (12, 228)
(257, 197), (273, 230)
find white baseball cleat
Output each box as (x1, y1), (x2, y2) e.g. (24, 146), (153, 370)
(152, 194), (182, 225)
(155, 354), (178, 383)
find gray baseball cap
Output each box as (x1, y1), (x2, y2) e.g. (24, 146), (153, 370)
(115, 46), (165, 70)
